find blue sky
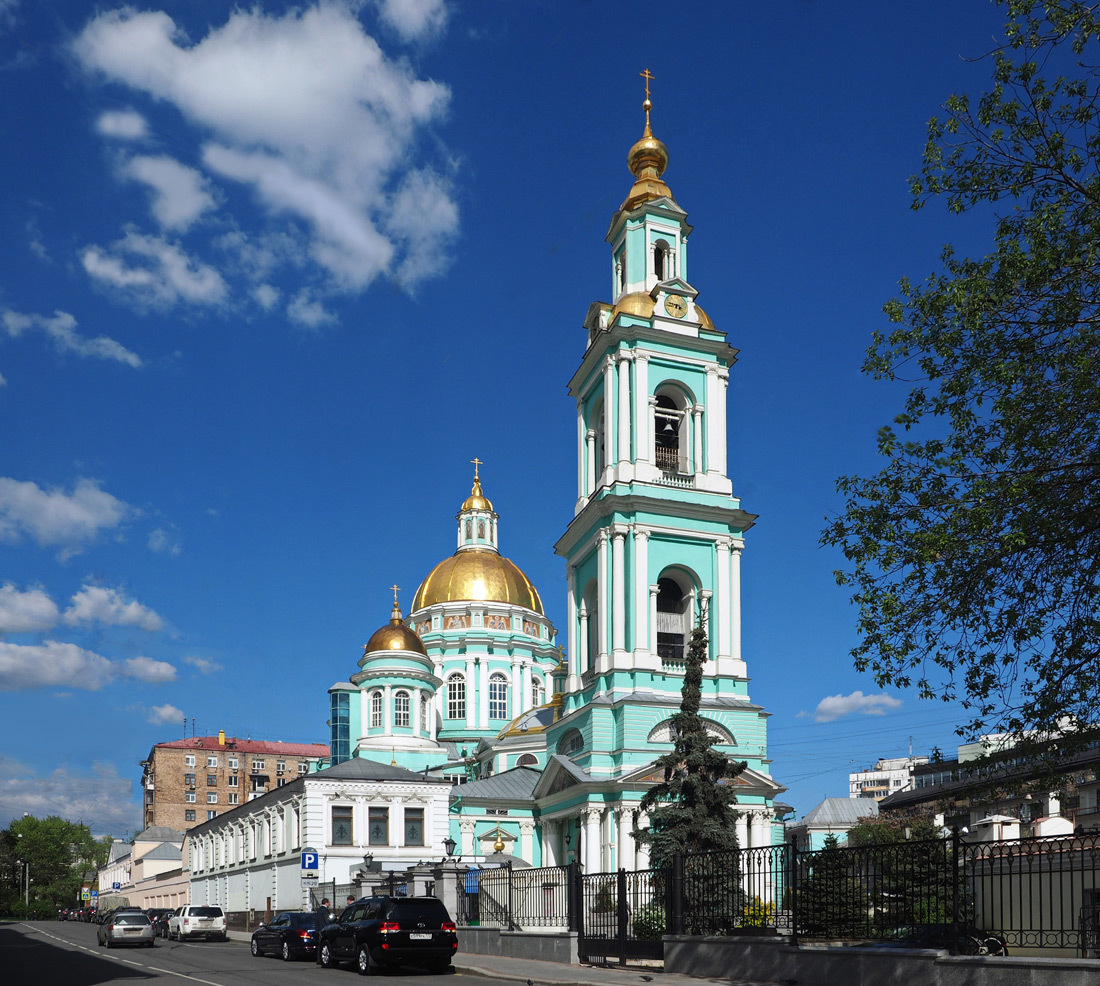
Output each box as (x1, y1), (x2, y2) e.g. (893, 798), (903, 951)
(0, 0), (1008, 835)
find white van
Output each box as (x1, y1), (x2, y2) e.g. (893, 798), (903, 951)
(168, 904), (228, 941)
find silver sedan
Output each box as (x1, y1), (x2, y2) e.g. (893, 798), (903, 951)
(97, 911), (156, 948)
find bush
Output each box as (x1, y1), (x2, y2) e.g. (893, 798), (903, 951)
(632, 902), (666, 941)
(740, 896), (775, 928)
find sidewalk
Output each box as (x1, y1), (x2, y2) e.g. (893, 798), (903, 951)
(453, 952), (770, 986)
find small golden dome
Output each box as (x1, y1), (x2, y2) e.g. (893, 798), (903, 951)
(365, 600), (427, 656)
(461, 476), (494, 513)
(610, 291), (656, 323)
(412, 548), (544, 615)
(627, 133), (668, 180)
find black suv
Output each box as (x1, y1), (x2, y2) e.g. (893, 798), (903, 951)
(319, 895), (458, 975)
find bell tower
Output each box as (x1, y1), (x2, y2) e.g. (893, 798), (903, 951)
(550, 77), (768, 786)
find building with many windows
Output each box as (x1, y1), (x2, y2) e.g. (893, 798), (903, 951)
(140, 732), (329, 832)
(849, 756), (929, 801)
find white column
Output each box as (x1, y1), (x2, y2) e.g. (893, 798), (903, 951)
(576, 400), (586, 500)
(633, 529), (649, 656)
(616, 806), (635, 871)
(716, 368), (729, 475)
(649, 585), (659, 655)
(520, 820), (535, 865)
(617, 353), (631, 465)
(465, 658), (476, 730)
(751, 812), (769, 849)
(715, 538), (731, 661)
(585, 431), (596, 497)
(603, 358), (615, 476)
(692, 405), (704, 475)
(612, 530), (626, 656)
(567, 566), (579, 690)
(479, 658), (489, 728)
(597, 531), (609, 662)
(383, 684), (392, 732)
(731, 540), (744, 670)
(460, 819), (475, 857)
(736, 813), (750, 849)
(583, 807), (602, 872)
(578, 604), (589, 673)
(520, 661), (530, 712)
(634, 811), (650, 871)
(705, 365), (722, 476)
(634, 355), (650, 464)
(543, 820), (559, 868)
(412, 688), (421, 737)
(511, 656), (522, 716)
(429, 694), (438, 740)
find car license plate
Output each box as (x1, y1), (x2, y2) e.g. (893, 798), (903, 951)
(409, 933), (432, 940)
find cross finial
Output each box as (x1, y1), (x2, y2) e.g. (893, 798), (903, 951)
(391, 584), (401, 606)
(640, 67), (654, 101)
(639, 68), (654, 134)
(470, 457), (482, 481)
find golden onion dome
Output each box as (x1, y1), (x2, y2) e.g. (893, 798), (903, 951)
(365, 600), (427, 656)
(412, 548), (544, 615)
(461, 476), (494, 513)
(620, 93), (673, 211)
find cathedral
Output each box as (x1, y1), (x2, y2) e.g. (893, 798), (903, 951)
(327, 88), (786, 872)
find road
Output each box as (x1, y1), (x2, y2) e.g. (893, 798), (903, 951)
(1, 921), (481, 986)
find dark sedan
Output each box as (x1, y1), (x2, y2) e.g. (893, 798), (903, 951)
(146, 908), (173, 938)
(319, 895), (457, 974)
(250, 911), (319, 961)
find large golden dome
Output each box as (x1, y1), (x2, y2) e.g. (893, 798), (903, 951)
(412, 548), (544, 615)
(365, 601), (427, 655)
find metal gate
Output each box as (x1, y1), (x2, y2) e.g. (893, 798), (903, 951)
(578, 867), (666, 963)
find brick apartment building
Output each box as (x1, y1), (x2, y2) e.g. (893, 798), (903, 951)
(140, 731), (330, 832)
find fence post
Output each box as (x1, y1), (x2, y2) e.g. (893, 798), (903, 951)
(507, 862), (515, 931)
(950, 826), (960, 955)
(567, 860), (578, 932)
(617, 868), (628, 966)
(670, 852), (684, 937)
(788, 835), (799, 947)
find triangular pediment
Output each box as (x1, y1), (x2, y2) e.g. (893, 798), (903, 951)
(651, 276), (696, 299)
(532, 753), (593, 799)
(617, 760), (786, 799)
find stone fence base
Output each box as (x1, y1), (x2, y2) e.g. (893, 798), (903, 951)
(664, 935), (1099, 986)
(458, 926), (579, 964)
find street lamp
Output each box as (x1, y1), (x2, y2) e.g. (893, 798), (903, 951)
(442, 836), (457, 860)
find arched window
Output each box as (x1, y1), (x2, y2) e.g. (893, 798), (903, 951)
(489, 672), (509, 719)
(531, 676), (545, 708)
(656, 576), (688, 661)
(557, 728), (584, 757)
(517, 753), (538, 767)
(394, 690), (410, 727)
(369, 690), (383, 729)
(654, 394), (683, 473)
(421, 696), (430, 732)
(653, 239), (670, 280)
(446, 674), (466, 720)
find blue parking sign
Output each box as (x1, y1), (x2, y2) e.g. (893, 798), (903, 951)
(301, 851), (318, 871)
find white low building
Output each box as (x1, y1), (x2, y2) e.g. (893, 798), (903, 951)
(187, 757), (452, 916)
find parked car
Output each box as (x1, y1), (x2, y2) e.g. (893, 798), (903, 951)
(146, 908), (174, 938)
(97, 910), (156, 948)
(318, 895), (458, 974)
(167, 904), (228, 941)
(250, 911), (319, 961)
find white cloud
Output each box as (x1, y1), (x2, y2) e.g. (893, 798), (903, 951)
(813, 690), (904, 723)
(0, 583), (60, 633)
(0, 477), (129, 557)
(183, 655), (222, 675)
(375, 0), (447, 42)
(63, 584), (163, 631)
(72, 3), (457, 299)
(82, 231), (227, 307)
(0, 757), (138, 834)
(0, 640), (117, 690)
(0, 641), (176, 690)
(2, 308), (142, 368)
(287, 289), (336, 328)
(146, 702), (184, 725)
(96, 109), (148, 140)
(385, 167), (457, 286)
(147, 527), (181, 556)
(122, 655), (176, 683)
(122, 155), (216, 230)
(253, 283), (279, 309)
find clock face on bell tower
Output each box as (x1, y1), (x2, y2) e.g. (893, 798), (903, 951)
(664, 293), (687, 318)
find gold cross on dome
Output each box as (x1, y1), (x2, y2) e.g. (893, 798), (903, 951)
(640, 67), (654, 101)
(470, 457), (483, 481)
(391, 584), (401, 605)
